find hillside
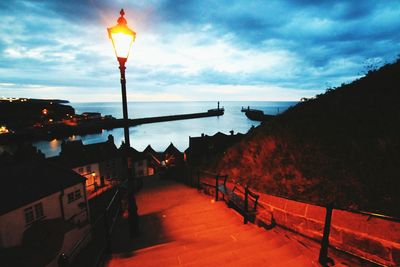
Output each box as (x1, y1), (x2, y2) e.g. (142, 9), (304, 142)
(211, 59), (400, 217)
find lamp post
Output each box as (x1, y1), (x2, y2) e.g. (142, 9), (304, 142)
(108, 9), (136, 148)
(108, 9), (140, 240)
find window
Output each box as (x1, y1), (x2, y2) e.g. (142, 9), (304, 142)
(74, 190), (81, 200)
(78, 167), (83, 174)
(68, 190), (82, 203)
(34, 203), (44, 218)
(24, 202), (44, 225)
(67, 192), (74, 203)
(86, 165), (91, 173)
(24, 207), (34, 224)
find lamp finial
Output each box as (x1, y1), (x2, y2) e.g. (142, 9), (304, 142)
(117, 9), (127, 25)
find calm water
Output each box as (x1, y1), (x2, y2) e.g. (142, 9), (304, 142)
(31, 101), (296, 157)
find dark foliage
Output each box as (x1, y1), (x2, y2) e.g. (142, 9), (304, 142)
(213, 59), (400, 217)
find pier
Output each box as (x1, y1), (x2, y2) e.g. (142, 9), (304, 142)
(0, 108), (224, 143)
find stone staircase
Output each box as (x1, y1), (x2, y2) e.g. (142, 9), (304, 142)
(104, 180), (321, 267)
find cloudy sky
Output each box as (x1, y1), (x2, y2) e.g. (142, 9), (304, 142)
(0, 0), (399, 102)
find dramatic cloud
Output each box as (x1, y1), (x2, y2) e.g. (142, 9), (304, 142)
(0, 0), (399, 101)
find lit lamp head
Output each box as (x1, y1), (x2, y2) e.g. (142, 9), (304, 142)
(107, 9), (136, 64)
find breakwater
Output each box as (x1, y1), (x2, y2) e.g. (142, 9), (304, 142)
(0, 108), (224, 143)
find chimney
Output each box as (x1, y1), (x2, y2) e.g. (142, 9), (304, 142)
(108, 134), (114, 144)
(230, 130), (234, 135)
(201, 133), (205, 137)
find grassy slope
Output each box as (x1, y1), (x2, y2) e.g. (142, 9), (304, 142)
(211, 60), (400, 216)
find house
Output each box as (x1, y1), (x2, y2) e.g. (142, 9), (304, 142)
(185, 131), (244, 165)
(163, 143), (184, 167)
(48, 135), (123, 196)
(131, 145), (162, 177)
(125, 144), (185, 178)
(0, 159), (90, 266)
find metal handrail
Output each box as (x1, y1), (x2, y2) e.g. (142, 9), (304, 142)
(58, 188), (122, 267)
(197, 170), (400, 221)
(257, 190), (400, 222)
(198, 172), (400, 267)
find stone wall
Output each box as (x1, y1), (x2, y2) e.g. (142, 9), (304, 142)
(255, 192), (400, 267)
(197, 178), (400, 266)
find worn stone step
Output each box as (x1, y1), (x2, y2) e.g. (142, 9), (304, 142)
(111, 227), (283, 267)
(180, 235), (291, 266)
(228, 241), (311, 267)
(270, 254), (319, 267)
(104, 180), (329, 267)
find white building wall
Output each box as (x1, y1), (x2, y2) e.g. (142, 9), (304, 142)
(0, 183), (89, 249)
(0, 192), (61, 248)
(62, 182), (89, 224)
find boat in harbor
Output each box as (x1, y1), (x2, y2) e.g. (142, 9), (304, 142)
(241, 107), (275, 121)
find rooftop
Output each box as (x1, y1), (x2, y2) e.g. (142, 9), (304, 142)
(0, 160), (85, 215)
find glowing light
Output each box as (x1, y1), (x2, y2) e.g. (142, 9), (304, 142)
(108, 9), (136, 61)
(42, 108), (48, 115)
(92, 172), (96, 177)
(49, 139), (59, 149)
(0, 125), (9, 134)
(110, 32), (135, 59)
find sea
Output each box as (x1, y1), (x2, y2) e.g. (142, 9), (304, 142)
(30, 101), (297, 157)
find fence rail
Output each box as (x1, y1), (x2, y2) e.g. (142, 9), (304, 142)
(58, 186), (123, 267)
(194, 170), (400, 266)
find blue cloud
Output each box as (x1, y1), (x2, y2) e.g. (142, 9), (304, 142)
(0, 0), (399, 101)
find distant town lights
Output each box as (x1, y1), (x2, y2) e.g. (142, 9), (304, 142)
(107, 9), (136, 61)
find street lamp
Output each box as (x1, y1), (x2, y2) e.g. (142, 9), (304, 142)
(108, 9), (139, 239)
(108, 8), (136, 147)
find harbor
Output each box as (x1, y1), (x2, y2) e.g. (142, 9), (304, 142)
(0, 107), (224, 143)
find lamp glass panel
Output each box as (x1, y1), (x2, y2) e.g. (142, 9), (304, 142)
(111, 32), (134, 59)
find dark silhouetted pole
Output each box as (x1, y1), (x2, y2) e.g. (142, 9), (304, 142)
(319, 204), (334, 266)
(108, 8), (139, 247)
(244, 185), (249, 224)
(104, 210), (111, 253)
(57, 253), (69, 267)
(215, 175), (219, 201)
(119, 58), (130, 147)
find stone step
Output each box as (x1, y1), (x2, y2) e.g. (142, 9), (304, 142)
(270, 254), (319, 267)
(104, 181), (325, 267)
(167, 221), (261, 240)
(214, 244), (294, 267)
(110, 227), (284, 266)
(180, 235), (293, 266)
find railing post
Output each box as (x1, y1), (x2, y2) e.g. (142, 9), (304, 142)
(104, 210), (111, 254)
(197, 170), (200, 190)
(57, 253), (69, 267)
(215, 175), (219, 201)
(319, 203), (334, 266)
(244, 184), (249, 224)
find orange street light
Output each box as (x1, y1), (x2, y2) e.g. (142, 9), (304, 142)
(107, 9), (136, 147)
(108, 9), (136, 62)
(108, 10), (139, 241)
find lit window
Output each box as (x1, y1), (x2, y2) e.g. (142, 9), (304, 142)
(24, 207), (34, 224)
(34, 203), (44, 218)
(75, 190), (81, 199)
(67, 192), (74, 203)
